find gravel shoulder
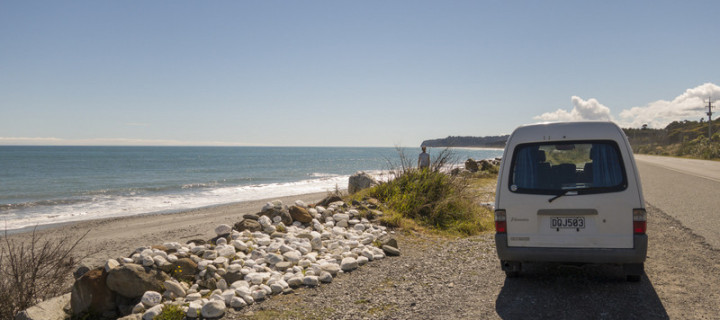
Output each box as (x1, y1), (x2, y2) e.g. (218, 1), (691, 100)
(228, 204), (720, 320)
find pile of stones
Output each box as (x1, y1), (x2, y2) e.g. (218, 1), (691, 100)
(70, 197), (399, 320)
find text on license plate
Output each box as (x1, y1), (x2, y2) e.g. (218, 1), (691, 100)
(551, 217), (585, 229)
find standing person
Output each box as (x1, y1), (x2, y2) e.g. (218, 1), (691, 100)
(418, 146), (430, 169)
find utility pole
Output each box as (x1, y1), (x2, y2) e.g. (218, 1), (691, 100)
(707, 98), (714, 141)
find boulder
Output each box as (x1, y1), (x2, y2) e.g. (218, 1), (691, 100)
(70, 268), (116, 315)
(289, 205), (313, 223)
(479, 159), (493, 171)
(382, 245), (401, 256)
(340, 257), (358, 272)
(348, 171), (378, 194)
(465, 158), (479, 172)
(201, 300), (226, 318)
(317, 195), (343, 207)
(169, 257), (198, 282)
(214, 224), (232, 236)
(234, 219), (262, 232)
(378, 235), (398, 249)
(140, 291), (162, 308)
(106, 263), (169, 299)
(15, 293), (71, 320)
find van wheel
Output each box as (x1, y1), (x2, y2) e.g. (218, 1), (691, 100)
(501, 261), (521, 278)
(505, 270), (520, 278)
(626, 275), (641, 282)
(624, 263), (644, 282)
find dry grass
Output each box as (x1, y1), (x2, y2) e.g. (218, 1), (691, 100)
(0, 228), (88, 319)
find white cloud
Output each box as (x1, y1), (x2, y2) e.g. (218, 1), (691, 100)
(618, 82), (720, 128)
(534, 96), (613, 122)
(533, 83), (720, 128)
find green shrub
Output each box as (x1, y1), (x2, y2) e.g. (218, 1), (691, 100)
(367, 149), (493, 236)
(154, 304), (185, 320)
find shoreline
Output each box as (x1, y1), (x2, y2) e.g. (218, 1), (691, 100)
(3, 192), (329, 267)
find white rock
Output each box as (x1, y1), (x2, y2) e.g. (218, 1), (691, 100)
(142, 304), (163, 320)
(319, 271), (333, 283)
(185, 293), (201, 301)
(251, 289), (266, 301)
(217, 245), (235, 258)
(357, 256), (369, 266)
(266, 253), (284, 265)
(201, 300), (226, 318)
(320, 263), (341, 276)
(287, 276), (303, 287)
(283, 251), (301, 262)
(186, 302), (202, 318)
(216, 278), (228, 291)
(221, 289), (236, 304)
(104, 259), (120, 272)
(216, 237), (228, 246)
(303, 276), (319, 287)
(241, 294), (255, 305)
(336, 220), (348, 228)
(231, 240), (248, 251)
(141, 255), (154, 267)
(140, 291), (162, 307)
(230, 280), (250, 289)
(270, 283), (283, 294)
(340, 257), (358, 272)
(354, 224), (366, 231)
(164, 280), (186, 297)
(132, 302), (145, 314)
(258, 215), (272, 227)
(215, 224), (232, 236)
(333, 213), (350, 221)
(230, 296), (247, 308)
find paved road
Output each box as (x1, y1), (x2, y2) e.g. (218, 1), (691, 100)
(634, 154), (720, 249)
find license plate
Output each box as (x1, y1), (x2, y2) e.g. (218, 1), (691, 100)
(550, 217), (585, 229)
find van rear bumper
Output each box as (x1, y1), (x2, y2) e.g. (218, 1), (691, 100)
(495, 233), (647, 264)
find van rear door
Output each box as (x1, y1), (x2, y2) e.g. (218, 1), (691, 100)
(502, 141), (639, 249)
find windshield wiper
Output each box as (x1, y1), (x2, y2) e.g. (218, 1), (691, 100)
(548, 188), (585, 203)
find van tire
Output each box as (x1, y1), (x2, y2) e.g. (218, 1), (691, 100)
(624, 263), (644, 282)
(501, 261), (521, 278)
(626, 275), (641, 282)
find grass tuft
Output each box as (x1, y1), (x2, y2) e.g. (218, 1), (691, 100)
(365, 148), (494, 236)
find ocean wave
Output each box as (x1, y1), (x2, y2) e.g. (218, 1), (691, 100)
(1, 174), (356, 231)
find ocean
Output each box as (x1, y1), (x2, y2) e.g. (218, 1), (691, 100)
(0, 146), (503, 231)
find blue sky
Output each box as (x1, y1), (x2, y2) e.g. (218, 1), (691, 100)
(2, 1), (719, 146)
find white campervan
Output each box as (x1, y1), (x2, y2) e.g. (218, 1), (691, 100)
(494, 121), (647, 281)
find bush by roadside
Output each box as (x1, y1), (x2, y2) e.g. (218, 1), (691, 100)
(353, 148), (495, 236)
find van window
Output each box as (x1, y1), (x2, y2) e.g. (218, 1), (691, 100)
(509, 141), (627, 195)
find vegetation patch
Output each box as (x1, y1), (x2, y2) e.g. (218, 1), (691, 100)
(625, 119), (720, 160)
(0, 228), (88, 320)
(359, 148), (495, 236)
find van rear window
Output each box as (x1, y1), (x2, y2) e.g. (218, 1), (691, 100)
(509, 141), (627, 195)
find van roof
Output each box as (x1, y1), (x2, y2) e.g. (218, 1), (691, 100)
(508, 121), (626, 145)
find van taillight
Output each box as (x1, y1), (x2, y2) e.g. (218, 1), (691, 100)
(633, 208), (646, 234)
(495, 209), (507, 233)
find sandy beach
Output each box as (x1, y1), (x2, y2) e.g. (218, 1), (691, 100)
(4, 192), (328, 268)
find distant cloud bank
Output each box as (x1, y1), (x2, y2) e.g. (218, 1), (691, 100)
(534, 83), (720, 128)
